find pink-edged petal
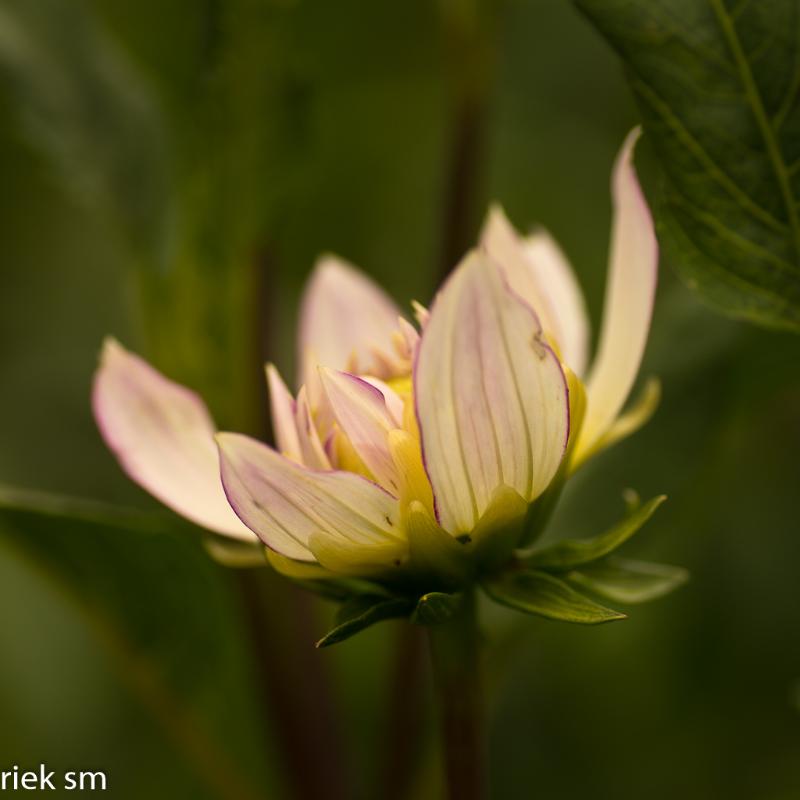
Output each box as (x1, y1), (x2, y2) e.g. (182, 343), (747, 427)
(522, 230), (590, 376)
(266, 364), (301, 462)
(216, 432), (402, 562)
(360, 376), (405, 426)
(298, 254), (402, 386)
(415, 251), (570, 536)
(577, 128), (658, 460)
(319, 368), (400, 494)
(294, 387), (332, 470)
(481, 206), (589, 375)
(92, 339), (255, 541)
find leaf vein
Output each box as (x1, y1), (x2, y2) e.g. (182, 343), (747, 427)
(633, 77), (789, 235)
(709, 0), (800, 256)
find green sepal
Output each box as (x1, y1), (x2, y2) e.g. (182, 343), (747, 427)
(411, 592), (463, 626)
(578, 379), (661, 468)
(315, 595), (414, 648)
(406, 501), (471, 587)
(567, 557), (689, 604)
(264, 549), (384, 602)
(521, 494), (666, 570)
(471, 485), (529, 571)
(203, 536), (269, 568)
(482, 569), (626, 625)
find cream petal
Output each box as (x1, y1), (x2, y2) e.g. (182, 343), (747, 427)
(415, 251), (570, 536)
(319, 369), (400, 494)
(294, 387), (332, 470)
(216, 432), (402, 562)
(298, 254), (402, 386)
(481, 206), (589, 376)
(576, 128), (658, 462)
(522, 230), (590, 376)
(91, 339), (255, 541)
(266, 364), (301, 462)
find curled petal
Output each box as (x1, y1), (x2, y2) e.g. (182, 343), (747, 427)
(91, 339), (255, 541)
(576, 128), (659, 462)
(266, 364), (301, 462)
(481, 206), (589, 375)
(319, 369), (400, 494)
(415, 251), (570, 536)
(522, 230), (590, 377)
(298, 255), (402, 386)
(360, 376), (405, 426)
(217, 432), (403, 563)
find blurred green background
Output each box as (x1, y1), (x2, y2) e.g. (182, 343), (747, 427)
(0, 1), (798, 798)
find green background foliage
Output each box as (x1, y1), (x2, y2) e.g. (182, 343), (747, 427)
(0, 1), (799, 798)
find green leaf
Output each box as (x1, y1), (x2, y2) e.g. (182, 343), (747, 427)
(483, 570), (626, 625)
(411, 592), (463, 626)
(576, 0), (800, 332)
(522, 495), (666, 570)
(316, 595), (414, 648)
(567, 557), (689, 604)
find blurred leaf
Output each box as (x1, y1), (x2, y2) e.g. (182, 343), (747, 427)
(482, 569), (626, 624)
(521, 495), (666, 570)
(133, 0), (288, 427)
(567, 557), (689, 604)
(576, 0), (800, 331)
(316, 595), (413, 648)
(0, 0), (295, 428)
(0, 0), (171, 263)
(0, 486), (267, 800)
(411, 591), (463, 626)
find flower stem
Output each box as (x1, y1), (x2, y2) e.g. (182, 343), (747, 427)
(378, 625), (428, 800)
(438, 0), (498, 281)
(427, 592), (486, 800)
(237, 569), (350, 800)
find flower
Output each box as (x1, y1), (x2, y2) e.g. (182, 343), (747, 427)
(93, 129), (667, 614)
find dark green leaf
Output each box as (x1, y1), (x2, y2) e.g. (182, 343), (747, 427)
(577, 0), (800, 331)
(411, 592), (463, 626)
(316, 595), (413, 648)
(483, 570), (626, 625)
(522, 495), (666, 570)
(567, 557), (689, 604)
